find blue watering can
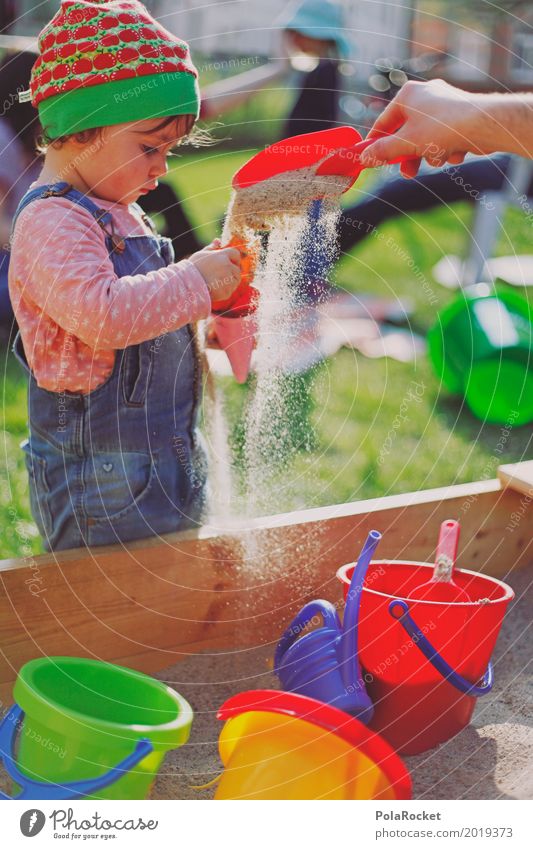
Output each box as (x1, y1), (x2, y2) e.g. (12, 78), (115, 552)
(274, 530), (381, 723)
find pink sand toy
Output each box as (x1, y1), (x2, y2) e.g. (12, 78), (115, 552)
(211, 239), (258, 384)
(212, 286), (259, 384)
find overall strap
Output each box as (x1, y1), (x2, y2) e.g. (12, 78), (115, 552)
(131, 201), (158, 235)
(10, 181), (126, 370)
(11, 181), (126, 254)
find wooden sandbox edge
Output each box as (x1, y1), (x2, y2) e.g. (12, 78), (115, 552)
(0, 467), (531, 701)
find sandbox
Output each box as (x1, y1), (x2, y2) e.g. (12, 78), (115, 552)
(0, 461), (531, 799)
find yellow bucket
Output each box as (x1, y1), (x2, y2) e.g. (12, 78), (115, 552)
(215, 690), (411, 800)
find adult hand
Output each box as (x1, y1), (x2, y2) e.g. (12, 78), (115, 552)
(360, 79), (486, 177)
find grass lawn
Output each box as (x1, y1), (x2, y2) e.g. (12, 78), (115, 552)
(1, 148), (532, 557)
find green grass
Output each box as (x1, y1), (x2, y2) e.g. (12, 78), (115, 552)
(1, 148), (532, 557)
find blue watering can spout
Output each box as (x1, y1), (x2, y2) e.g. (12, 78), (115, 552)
(339, 530), (381, 702)
(274, 530), (382, 722)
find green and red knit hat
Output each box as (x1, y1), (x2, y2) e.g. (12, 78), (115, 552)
(20, 0), (200, 139)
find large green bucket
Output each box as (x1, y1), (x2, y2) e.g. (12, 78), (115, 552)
(428, 284), (533, 425)
(5, 657), (192, 800)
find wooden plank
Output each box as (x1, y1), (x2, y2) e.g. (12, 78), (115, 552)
(1, 472), (532, 703)
(498, 460), (533, 499)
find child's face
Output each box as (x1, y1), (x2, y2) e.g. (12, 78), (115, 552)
(74, 118), (184, 205)
(285, 30), (335, 58)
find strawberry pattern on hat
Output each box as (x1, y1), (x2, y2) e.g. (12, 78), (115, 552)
(30, 0), (197, 108)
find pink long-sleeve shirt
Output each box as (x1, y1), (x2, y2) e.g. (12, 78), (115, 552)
(8, 182), (211, 394)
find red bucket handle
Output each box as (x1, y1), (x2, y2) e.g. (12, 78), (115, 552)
(388, 600), (493, 696)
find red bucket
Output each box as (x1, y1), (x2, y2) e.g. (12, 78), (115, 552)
(337, 560), (514, 754)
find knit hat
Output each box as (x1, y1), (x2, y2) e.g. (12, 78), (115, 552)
(20, 0), (200, 139)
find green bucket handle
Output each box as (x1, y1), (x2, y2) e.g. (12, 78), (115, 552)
(0, 704), (153, 800)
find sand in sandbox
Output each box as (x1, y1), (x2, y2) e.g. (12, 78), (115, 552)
(0, 564), (529, 800)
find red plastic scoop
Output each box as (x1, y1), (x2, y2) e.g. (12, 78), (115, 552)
(232, 126), (363, 190)
(409, 520), (471, 604)
(232, 127), (419, 198)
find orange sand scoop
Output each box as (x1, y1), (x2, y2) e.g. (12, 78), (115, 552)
(211, 237), (258, 313)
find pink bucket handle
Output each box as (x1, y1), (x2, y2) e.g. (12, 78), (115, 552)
(388, 600), (493, 696)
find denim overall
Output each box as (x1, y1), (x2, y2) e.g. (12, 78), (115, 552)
(12, 181), (207, 551)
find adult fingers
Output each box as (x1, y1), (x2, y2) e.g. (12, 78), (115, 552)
(424, 151), (447, 168)
(400, 157), (422, 178)
(365, 97), (407, 141)
(447, 152), (466, 165)
(359, 133), (418, 166)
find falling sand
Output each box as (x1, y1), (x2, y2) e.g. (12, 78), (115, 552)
(209, 161), (349, 546)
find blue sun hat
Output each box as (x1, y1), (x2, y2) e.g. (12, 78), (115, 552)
(277, 0), (354, 59)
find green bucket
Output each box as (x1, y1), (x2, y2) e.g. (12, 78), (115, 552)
(428, 284), (533, 425)
(4, 657), (192, 800)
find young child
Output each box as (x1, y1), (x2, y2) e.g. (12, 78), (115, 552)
(9, 0), (242, 551)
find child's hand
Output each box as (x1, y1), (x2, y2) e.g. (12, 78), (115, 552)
(189, 241), (242, 304)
